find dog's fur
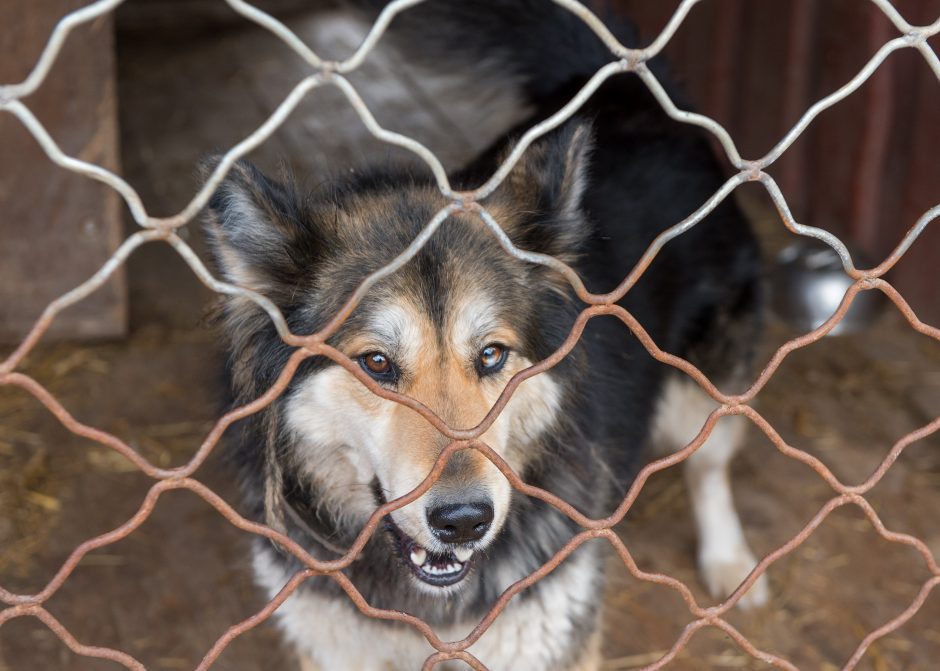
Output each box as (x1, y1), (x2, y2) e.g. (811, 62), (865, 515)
(204, 2), (766, 668)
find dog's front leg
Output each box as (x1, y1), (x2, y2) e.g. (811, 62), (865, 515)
(297, 653), (320, 671)
(568, 629), (603, 671)
(652, 375), (769, 609)
(682, 412), (769, 609)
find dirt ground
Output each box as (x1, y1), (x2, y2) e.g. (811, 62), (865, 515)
(2, 5), (939, 670)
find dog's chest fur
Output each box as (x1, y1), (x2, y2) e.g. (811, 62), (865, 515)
(255, 543), (602, 670)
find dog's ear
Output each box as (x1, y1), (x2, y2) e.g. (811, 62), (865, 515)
(202, 158), (319, 304)
(496, 121), (593, 260)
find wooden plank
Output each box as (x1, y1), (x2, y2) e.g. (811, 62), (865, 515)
(890, 36), (940, 327)
(0, 0), (126, 343)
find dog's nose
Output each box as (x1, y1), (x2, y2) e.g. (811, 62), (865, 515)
(427, 502), (494, 544)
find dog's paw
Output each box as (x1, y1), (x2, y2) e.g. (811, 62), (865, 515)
(297, 655), (321, 671)
(700, 547), (770, 610)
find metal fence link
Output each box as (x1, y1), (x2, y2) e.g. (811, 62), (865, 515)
(1, 0), (940, 669)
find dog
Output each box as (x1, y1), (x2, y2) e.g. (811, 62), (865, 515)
(203, 1), (767, 668)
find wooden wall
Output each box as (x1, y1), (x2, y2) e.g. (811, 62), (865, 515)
(609, 0), (939, 323)
(2, 1), (936, 339)
(0, 1), (125, 343)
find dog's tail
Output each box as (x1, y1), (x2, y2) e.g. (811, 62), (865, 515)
(347, 0), (637, 106)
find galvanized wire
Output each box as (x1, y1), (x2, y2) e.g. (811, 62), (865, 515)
(1, 0), (939, 669)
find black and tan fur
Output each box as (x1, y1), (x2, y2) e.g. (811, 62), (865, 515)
(204, 1), (766, 668)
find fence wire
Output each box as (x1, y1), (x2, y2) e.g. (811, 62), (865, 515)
(1, 0), (940, 669)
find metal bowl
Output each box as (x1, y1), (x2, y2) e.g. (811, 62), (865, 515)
(769, 238), (886, 336)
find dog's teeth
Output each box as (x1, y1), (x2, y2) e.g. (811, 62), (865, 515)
(454, 548), (472, 562)
(421, 562), (462, 576)
(410, 548), (427, 566)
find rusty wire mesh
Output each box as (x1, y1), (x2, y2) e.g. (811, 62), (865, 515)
(2, 0), (940, 669)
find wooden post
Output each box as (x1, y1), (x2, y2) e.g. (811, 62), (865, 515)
(0, 0), (126, 343)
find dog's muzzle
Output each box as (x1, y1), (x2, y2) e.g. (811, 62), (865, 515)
(383, 497), (494, 588)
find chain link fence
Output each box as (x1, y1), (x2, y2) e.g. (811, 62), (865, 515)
(2, 0), (940, 669)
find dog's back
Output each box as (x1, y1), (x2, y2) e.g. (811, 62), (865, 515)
(361, 0), (764, 465)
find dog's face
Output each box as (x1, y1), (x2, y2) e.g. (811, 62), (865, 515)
(206, 124), (591, 592)
(286, 279), (563, 589)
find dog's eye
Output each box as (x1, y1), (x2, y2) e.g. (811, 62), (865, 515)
(477, 344), (508, 376)
(359, 352), (397, 382)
